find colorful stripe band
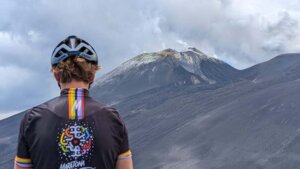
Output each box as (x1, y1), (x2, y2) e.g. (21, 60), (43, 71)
(15, 156), (33, 167)
(68, 88), (85, 120)
(118, 150), (132, 160)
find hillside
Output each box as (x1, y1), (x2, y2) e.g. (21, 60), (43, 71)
(1, 49), (300, 169)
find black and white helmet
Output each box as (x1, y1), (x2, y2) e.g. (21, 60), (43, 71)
(51, 35), (98, 65)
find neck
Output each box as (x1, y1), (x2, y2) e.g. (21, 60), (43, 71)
(60, 80), (90, 90)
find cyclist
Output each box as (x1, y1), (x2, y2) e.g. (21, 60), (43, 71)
(14, 35), (133, 169)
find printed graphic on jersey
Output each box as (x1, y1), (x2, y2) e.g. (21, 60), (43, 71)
(68, 88), (85, 120)
(58, 122), (94, 160)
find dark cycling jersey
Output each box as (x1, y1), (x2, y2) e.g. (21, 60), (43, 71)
(15, 88), (132, 169)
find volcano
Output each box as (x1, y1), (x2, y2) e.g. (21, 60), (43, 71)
(1, 49), (300, 169)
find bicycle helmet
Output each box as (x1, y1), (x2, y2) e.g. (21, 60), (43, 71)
(51, 35), (98, 65)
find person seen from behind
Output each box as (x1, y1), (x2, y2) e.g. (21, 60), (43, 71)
(14, 35), (133, 169)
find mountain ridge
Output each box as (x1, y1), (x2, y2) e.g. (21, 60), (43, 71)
(240, 53), (300, 83)
(91, 47), (239, 104)
(95, 48), (226, 85)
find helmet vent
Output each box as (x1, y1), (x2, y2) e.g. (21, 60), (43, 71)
(79, 47), (93, 55)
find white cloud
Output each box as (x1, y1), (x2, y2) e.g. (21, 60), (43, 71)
(1, 0), (300, 112)
(176, 39), (190, 49)
(152, 0), (300, 69)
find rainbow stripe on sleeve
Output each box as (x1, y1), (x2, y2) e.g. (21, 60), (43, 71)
(15, 156), (33, 168)
(68, 88), (85, 120)
(118, 150), (132, 160)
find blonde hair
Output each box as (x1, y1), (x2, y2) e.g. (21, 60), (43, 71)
(51, 56), (100, 84)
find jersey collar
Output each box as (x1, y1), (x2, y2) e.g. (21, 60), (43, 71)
(60, 88), (90, 97)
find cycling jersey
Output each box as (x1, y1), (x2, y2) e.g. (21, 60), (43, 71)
(15, 88), (132, 169)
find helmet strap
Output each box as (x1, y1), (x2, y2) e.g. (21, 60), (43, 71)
(57, 83), (61, 89)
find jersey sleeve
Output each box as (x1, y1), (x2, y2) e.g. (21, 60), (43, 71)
(15, 109), (33, 168)
(106, 106), (132, 160)
(118, 122), (132, 160)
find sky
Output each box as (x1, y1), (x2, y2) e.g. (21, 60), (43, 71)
(1, 0), (300, 116)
